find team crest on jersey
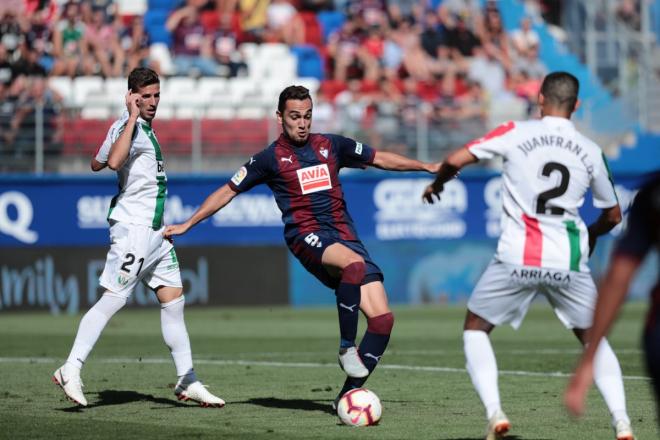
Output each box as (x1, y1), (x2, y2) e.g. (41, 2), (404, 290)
(319, 147), (328, 159)
(231, 166), (247, 185)
(297, 164), (332, 194)
(355, 142), (363, 155)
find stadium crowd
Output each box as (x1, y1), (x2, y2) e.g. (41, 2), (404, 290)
(0, 0), (640, 162)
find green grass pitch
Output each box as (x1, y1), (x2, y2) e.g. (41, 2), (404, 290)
(0, 304), (657, 439)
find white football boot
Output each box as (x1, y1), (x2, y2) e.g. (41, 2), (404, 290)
(614, 419), (634, 440)
(52, 365), (87, 406)
(485, 409), (510, 440)
(338, 347), (369, 378)
(175, 379), (225, 408)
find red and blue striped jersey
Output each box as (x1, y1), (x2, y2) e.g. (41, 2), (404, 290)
(227, 133), (376, 243)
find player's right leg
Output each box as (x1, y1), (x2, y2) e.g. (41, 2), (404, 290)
(334, 280), (394, 408)
(643, 316), (660, 427)
(53, 221), (142, 406)
(321, 242), (370, 379)
(52, 292), (126, 406)
(463, 260), (537, 439)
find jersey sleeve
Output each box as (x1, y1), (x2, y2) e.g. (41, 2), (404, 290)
(464, 121), (515, 160)
(590, 153), (619, 208)
(94, 114), (130, 163)
(328, 134), (376, 169)
(613, 182), (654, 260)
(227, 149), (272, 193)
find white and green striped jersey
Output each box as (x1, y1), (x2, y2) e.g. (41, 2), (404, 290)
(95, 111), (167, 229)
(466, 116), (618, 273)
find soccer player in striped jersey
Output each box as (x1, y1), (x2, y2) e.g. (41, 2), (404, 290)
(52, 68), (224, 408)
(566, 173), (660, 429)
(164, 85), (439, 408)
(423, 71), (633, 440)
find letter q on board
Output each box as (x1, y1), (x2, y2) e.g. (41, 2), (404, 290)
(0, 191), (39, 243)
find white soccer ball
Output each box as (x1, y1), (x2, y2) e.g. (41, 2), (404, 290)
(336, 388), (382, 427)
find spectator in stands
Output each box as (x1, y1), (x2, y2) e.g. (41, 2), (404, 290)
(118, 16), (151, 74)
(265, 0), (304, 44)
(513, 43), (547, 79)
(25, 8), (54, 73)
(445, 15), (481, 57)
(480, 6), (511, 71)
(85, 7), (124, 77)
(387, 0), (424, 24)
(467, 45), (509, 100)
(0, 8), (26, 59)
(438, 0), (483, 34)
(238, 0), (269, 43)
(346, 0), (388, 28)
(616, 0), (641, 30)
(327, 14), (379, 82)
(4, 76), (62, 156)
(420, 11), (446, 60)
(166, 1), (220, 76)
(0, 43), (12, 85)
(51, 2), (92, 77)
(12, 43), (47, 78)
(335, 78), (369, 138)
(509, 17), (540, 58)
(210, 26), (248, 77)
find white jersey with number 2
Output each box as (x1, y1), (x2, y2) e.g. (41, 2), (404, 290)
(466, 116), (618, 273)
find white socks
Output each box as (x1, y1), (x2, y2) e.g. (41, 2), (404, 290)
(160, 296), (196, 382)
(66, 293), (127, 370)
(464, 330), (501, 419)
(593, 339), (630, 425)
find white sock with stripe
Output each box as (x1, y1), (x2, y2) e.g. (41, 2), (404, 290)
(593, 339), (630, 425)
(161, 296), (196, 383)
(464, 330), (502, 419)
(66, 293), (127, 370)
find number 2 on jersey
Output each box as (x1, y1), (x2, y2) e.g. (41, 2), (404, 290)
(536, 162), (569, 216)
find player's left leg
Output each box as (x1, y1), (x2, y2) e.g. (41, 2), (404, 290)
(334, 280), (394, 406)
(148, 238), (224, 408)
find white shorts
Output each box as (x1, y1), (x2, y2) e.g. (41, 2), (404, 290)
(468, 259), (596, 330)
(99, 221), (182, 298)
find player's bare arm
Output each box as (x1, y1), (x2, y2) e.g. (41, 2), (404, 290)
(423, 147), (477, 204)
(565, 254), (641, 416)
(586, 205), (622, 255)
(107, 90), (141, 170)
(90, 158), (106, 171)
(164, 184), (238, 237)
(370, 151), (440, 173)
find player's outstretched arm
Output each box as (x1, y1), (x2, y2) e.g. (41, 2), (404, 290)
(164, 184), (238, 238)
(423, 147), (477, 204)
(564, 255), (640, 417)
(370, 151), (440, 173)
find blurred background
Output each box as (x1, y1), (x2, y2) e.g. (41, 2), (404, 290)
(0, 0), (658, 314)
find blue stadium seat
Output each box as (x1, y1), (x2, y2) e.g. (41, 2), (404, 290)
(290, 45), (324, 80)
(144, 9), (172, 45)
(316, 11), (346, 43)
(148, 0), (179, 12)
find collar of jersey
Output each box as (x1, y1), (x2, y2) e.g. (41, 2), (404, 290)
(277, 133), (309, 149)
(541, 115), (574, 128)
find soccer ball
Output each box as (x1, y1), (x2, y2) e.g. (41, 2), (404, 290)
(336, 388), (382, 426)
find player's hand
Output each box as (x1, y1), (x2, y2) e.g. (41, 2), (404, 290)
(425, 162), (442, 174)
(564, 360), (594, 418)
(422, 182), (443, 204)
(163, 223), (190, 239)
(125, 89), (141, 119)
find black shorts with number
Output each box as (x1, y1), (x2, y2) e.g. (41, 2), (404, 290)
(287, 231), (383, 289)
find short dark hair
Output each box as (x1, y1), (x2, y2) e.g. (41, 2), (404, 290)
(278, 85), (311, 113)
(127, 67), (159, 92)
(540, 71), (579, 111)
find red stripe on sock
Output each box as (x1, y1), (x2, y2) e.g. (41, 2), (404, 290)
(522, 213), (542, 267)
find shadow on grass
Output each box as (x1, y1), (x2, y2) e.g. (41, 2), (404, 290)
(57, 390), (190, 412)
(240, 397), (335, 415)
(441, 437), (551, 440)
